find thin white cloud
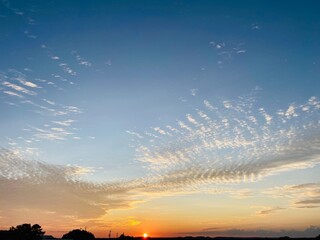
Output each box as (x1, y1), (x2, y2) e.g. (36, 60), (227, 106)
(177, 120), (193, 132)
(259, 108), (272, 124)
(190, 88), (198, 96)
(23, 68), (33, 72)
(51, 120), (75, 127)
(105, 59), (112, 66)
(2, 0), (24, 16)
(285, 105), (298, 118)
(209, 40), (246, 65)
(3, 90), (24, 98)
(59, 63), (77, 76)
(186, 114), (198, 125)
(237, 50), (246, 54)
(24, 30), (37, 39)
(31, 126), (73, 141)
(203, 100), (215, 111)
(72, 51), (92, 67)
(43, 99), (56, 105)
(26, 17), (36, 25)
(153, 127), (167, 135)
(63, 105), (82, 114)
(2, 81), (36, 96)
(251, 23), (260, 30)
(223, 100), (232, 109)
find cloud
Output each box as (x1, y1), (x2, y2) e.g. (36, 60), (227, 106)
(2, 81), (36, 96)
(1, 69), (40, 90)
(126, 130), (143, 139)
(257, 206), (285, 215)
(209, 40), (246, 65)
(24, 30), (37, 39)
(203, 100), (215, 111)
(190, 88), (198, 96)
(52, 119), (75, 127)
(59, 63), (77, 76)
(30, 126), (74, 141)
(72, 51), (92, 67)
(26, 17), (36, 25)
(105, 59), (112, 66)
(0, 148), (139, 220)
(1, 94), (319, 228)
(263, 182), (320, 209)
(2, 0), (24, 16)
(182, 226), (320, 238)
(251, 23), (260, 30)
(131, 95), (320, 190)
(153, 127), (167, 135)
(43, 99), (56, 105)
(3, 90), (23, 98)
(295, 198), (320, 205)
(186, 114), (198, 125)
(259, 107), (272, 124)
(237, 50), (246, 54)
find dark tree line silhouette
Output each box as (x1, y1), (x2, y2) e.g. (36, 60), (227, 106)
(0, 223), (96, 240)
(0, 223), (45, 240)
(62, 229), (95, 240)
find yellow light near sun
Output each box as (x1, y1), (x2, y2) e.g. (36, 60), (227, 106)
(143, 233), (148, 238)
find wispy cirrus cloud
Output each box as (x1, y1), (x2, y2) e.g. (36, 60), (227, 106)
(71, 50), (92, 67)
(58, 63), (77, 76)
(263, 183), (320, 209)
(23, 30), (37, 39)
(2, 0), (24, 16)
(257, 206), (285, 215)
(0, 68), (83, 147)
(3, 90), (24, 98)
(2, 81), (37, 96)
(41, 45), (77, 77)
(209, 40), (247, 65)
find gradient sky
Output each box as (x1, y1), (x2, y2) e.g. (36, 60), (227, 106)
(0, 0), (320, 238)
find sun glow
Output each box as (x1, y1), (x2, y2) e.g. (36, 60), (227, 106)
(143, 233), (148, 238)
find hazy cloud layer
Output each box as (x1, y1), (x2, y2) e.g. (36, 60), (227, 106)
(182, 226), (320, 238)
(0, 149), (139, 220)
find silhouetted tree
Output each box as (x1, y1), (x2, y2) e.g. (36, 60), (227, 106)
(2, 223), (45, 240)
(316, 234), (320, 239)
(62, 229), (95, 240)
(119, 233), (134, 240)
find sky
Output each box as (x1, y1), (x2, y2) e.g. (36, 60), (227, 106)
(0, 0), (320, 238)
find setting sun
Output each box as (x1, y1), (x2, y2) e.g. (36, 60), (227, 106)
(143, 233), (148, 238)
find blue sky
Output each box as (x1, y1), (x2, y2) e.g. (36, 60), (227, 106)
(0, 0), (320, 238)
